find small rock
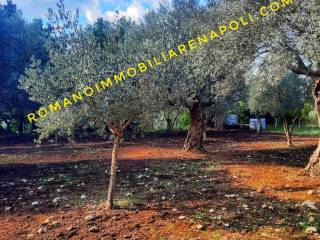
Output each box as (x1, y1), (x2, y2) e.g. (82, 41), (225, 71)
(262, 204), (268, 209)
(178, 215), (186, 220)
(67, 226), (77, 231)
(268, 205), (274, 210)
(85, 215), (95, 221)
(5, 206), (11, 211)
(42, 218), (51, 226)
(81, 194), (86, 199)
(161, 196), (166, 200)
(26, 234), (35, 239)
(53, 198), (60, 203)
(224, 223), (230, 227)
(224, 194), (236, 198)
(37, 228), (46, 234)
(125, 192), (133, 197)
(306, 226), (318, 234)
(52, 221), (61, 227)
(302, 201), (318, 210)
(196, 224), (205, 230)
(22, 179), (28, 183)
(172, 208), (178, 212)
(209, 209), (214, 213)
(32, 201), (39, 207)
(308, 190), (315, 195)
(89, 226), (100, 233)
(309, 216), (315, 223)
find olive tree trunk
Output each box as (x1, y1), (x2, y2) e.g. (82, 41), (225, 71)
(283, 116), (296, 147)
(305, 77), (320, 176)
(274, 117), (278, 129)
(183, 101), (205, 151)
(166, 117), (174, 134)
(256, 115), (262, 135)
(106, 131), (122, 210)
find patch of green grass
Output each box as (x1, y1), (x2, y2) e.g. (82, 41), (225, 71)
(115, 196), (142, 209)
(187, 161), (202, 172)
(265, 124), (320, 136)
(63, 173), (76, 184)
(204, 161), (221, 172)
(297, 215), (320, 233)
(194, 212), (208, 221)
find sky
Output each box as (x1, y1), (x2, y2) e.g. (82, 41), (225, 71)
(0, 0), (205, 25)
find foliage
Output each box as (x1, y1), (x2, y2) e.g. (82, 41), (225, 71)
(0, 0), (48, 132)
(20, 2), (152, 141)
(248, 72), (311, 118)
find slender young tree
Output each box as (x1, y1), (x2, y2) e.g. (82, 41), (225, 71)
(248, 70), (311, 146)
(20, 1), (149, 210)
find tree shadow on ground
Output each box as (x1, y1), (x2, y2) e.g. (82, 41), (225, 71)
(0, 156), (315, 235)
(222, 146), (315, 168)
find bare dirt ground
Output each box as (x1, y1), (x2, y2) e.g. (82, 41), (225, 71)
(0, 130), (320, 240)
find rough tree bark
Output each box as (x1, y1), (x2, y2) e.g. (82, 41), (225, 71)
(166, 117), (174, 134)
(183, 101), (205, 151)
(214, 114), (224, 130)
(305, 77), (320, 176)
(106, 129), (123, 210)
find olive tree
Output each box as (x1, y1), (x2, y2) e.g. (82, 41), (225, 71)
(248, 68), (311, 146)
(140, 0), (259, 151)
(252, 0), (320, 175)
(20, 1), (150, 210)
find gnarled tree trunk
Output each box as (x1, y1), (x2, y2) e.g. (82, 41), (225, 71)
(306, 77), (320, 176)
(183, 101), (205, 151)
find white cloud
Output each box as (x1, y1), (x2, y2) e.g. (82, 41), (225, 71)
(104, 0), (147, 22)
(84, 0), (103, 24)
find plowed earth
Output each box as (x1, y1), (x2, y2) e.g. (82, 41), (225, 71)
(0, 130), (319, 240)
